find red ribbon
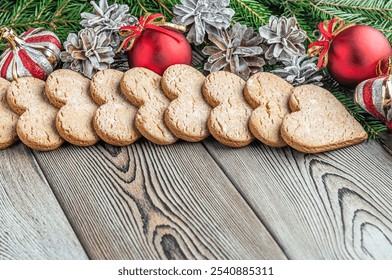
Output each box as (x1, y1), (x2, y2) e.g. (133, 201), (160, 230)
(308, 18), (355, 68)
(119, 13), (182, 51)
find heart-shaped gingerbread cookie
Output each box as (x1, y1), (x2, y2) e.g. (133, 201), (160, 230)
(121, 67), (178, 145)
(281, 85), (368, 153)
(0, 78), (18, 149)
(245, 72), (293, 147)
(91, 69), (141, 146)
(7, 77), (63, 151)
(162, 64), (211, 142)
(203, 71), (254, 148)
(45, 69), (100, 146)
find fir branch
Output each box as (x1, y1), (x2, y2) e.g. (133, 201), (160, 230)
(283, 0), (392, 41)
(37, 0), (53, 19)
(55, 0), (73, 17)
(153, 0), (174, 16)
(230, 0), (272, 28)
(12, 0), (34, 22)
(318, 1), (392, 12)
(234, 0), (267, 24)
(137, 0), (149, 14)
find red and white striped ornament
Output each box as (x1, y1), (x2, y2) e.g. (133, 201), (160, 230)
(355, 75), (392, 130)
(0, 27), (61, 81)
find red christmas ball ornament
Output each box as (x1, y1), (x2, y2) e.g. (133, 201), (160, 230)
(119, 14), (192, 76)
(309, 19), (392, 88)
(128, 28), (192, 75)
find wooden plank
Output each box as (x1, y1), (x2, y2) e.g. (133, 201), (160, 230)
(0, 143), (87, 260)
(32, 140), (286, 260)
(380, 133), (392, 157)
(203, 139), (392, 259)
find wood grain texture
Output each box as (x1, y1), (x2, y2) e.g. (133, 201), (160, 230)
(203, 139), (392, 259)
(0, 143), (87, 260)
(33, 140), (286, 260)
(380, 133), (392, 157)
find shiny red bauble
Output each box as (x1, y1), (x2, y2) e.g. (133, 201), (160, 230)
(127, 27), (192, 75)
(327, 25), (392, 87)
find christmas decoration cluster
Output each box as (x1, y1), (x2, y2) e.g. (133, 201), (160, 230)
(0, 0), (392, 140)
(58, 0), (324, 84)
(0, 67), (370, 153)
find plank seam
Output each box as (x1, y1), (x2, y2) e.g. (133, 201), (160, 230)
(201, 141), (290, 259)
(30, 150), (91, 260)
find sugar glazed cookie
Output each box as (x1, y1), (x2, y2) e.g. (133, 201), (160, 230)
(121, 67), (178, 145)
(202, 71), (254, 147)
(45, 69), (100, 146)
(0, 78), (18, 149)
(161, 65), (211, 142)
(91, 69), (141, 146)
(281, 85), (368, 153)
(244, 72), (293, 147)
(7, 77), (63, 151)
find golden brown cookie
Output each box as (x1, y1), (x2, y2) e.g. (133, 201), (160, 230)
(281, 85), (368, 153)
(0, 78), (18, 149)
(202, 71), (254, 148)
(7, 77), (63, 151)
(45, 69), (100, 146)
(161, 65), (211, 142)
(90, 69), (141, 146)
(245, 72), (293, 147)
(121, 67), (178, 145)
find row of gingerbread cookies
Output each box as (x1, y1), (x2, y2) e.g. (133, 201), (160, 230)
(0, 65), (367, 152)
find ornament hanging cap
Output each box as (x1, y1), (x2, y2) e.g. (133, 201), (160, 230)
(1, 27), (23, 49)
(308, 18), (355, 68)
(376, 56), (392, 76)
(118, 13), (186, 52)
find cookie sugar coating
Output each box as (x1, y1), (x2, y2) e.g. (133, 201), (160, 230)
(281, 85), (368, 153)
(91, 69), (141, 146)
(0, 78), (18, 149)
(245, 72), (293, 147)
(121, 67), (177, 145)
(162, 65), (211, 142)
(202, 71), (254, 148)
(46, 69), (100, 146)
(7, 77), (63, 151)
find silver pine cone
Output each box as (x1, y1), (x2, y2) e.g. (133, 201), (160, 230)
(203, 23), (265, 81)
(173, 0), (235, 45)
(272, 55), (324, 86)
(80, 0), (137, 49)
(60, 28), (115, 79)
(259, 16), (306, 64)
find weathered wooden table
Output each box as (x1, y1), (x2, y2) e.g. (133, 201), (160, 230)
(1, 134), (391, 260)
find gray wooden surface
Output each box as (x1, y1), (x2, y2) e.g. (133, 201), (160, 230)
(0, 135), (391, 260)
(0, 143), (87, 260)
(203, 139), (392, 259)
(32, 141), (285, 260)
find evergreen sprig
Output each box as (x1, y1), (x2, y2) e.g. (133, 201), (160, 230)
(0, 0), (390, 140)
(230, 0), (272, 27)
(282, 0), (392, 42)
(0, 0), (90, 50)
